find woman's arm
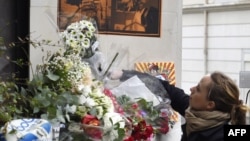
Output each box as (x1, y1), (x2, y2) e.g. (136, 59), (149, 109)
(159, 79), (190, 116)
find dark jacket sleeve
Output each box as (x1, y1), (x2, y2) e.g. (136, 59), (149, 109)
(159, 79), (190, 116)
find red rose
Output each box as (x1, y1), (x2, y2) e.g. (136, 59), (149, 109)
(81, 115), (102, 139)
(131, 120), (153, 140)
(143, 125), (153, 139)
(81, 114), (100, 126)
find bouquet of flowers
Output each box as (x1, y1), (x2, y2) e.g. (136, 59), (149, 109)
(0, 18), (129, 141)
(115, 95), (174, 141)
(60, 18), (98, 59)
(25, 18), (103, 123)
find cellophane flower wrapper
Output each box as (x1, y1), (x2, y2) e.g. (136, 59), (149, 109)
(110, 75), (160, 106)
(110, 75), (175, 140)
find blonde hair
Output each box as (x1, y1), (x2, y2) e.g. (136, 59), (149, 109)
(208, 71), (249, 125)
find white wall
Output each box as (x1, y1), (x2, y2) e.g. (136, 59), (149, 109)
(29, 0), (59, 76)
(30, 0), (183, 86)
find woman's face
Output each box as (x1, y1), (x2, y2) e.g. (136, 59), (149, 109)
(189, 75), (214, 110)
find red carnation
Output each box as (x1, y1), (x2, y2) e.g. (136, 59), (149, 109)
(158, 125), (169, 134)
(131, 120), (153, 140)
(103, 88), (124, 114)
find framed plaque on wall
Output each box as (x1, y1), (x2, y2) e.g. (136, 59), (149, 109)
(58, 0), (161, 37)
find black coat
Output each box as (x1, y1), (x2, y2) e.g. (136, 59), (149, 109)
(159, 80), (226, 141)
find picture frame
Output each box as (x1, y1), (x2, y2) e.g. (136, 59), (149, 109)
(58, 0), (161, 37)
(134, 62), (176, 85)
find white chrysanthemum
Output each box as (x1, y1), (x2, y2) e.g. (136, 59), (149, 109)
(76, 32), (85, 40)
(60, 19), (97, 58)
(81, 38), (90, 48)
(80, 20), (93, 28)
(85, 31), (93, 38)
(69, 29), (77, 36)
(66, 38), (77, 47)
(88, 25), (96, 33)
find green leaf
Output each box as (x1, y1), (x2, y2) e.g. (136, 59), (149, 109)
(20, 87), (27, 95)
(46, 71), (60, 81)
(47, 106), (57, 119)
(0, 95), (3, 101)
(39, 98), (51, 107)
(15, 109), (23, 114)
(33, 107), (39, 113)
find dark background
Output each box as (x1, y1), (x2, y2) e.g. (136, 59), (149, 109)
(0, 0), (30, 87)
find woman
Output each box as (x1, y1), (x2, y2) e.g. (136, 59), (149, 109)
(160, 71), (248, 141)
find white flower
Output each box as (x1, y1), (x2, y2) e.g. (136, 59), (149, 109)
(82, 85), (92, 96)
(76, 84), (91, 95)
(78, 94), (87, 105)
(102, 112), (126, 140)
(81, 38), (90, 48)
(76, 32), (85, 40)
(103, 112), (125, 129)
(76, 84), (84, 92)
(60, 19), (97, 58)
(85, 31), (93, 38)
(101, 96), (115, 112)
(85, 97), (97, 107)
(89, 26), (96, 33)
